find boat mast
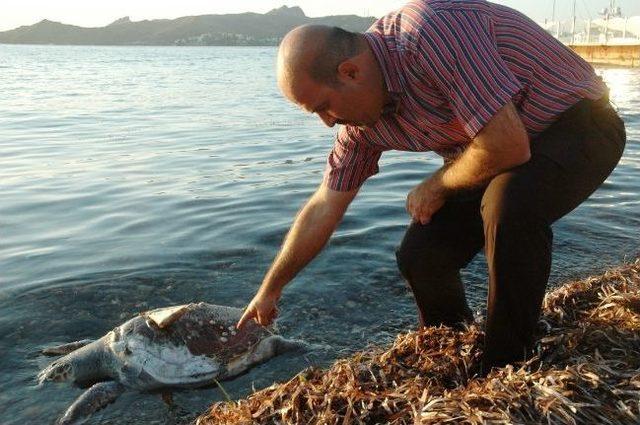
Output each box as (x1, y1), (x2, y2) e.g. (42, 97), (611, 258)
(604, 0), (619, 44)
(552, 0), (558, 38)
(571, 0), (576, 44)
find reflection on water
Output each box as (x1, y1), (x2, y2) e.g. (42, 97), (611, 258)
(0, 45), (638, 424)
(599, 68), (637, 108)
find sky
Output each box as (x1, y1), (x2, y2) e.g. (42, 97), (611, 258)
(2, 0), (640, 32)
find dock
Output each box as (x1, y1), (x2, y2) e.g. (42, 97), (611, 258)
(569, 42), (640, 67)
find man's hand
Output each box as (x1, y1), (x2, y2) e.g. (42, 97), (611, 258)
(406, 102), (530, 224)
(406, 178), (446, 225)
(236, 290), (280, 329)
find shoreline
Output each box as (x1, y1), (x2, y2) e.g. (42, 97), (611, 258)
(197, 258), (640, 424)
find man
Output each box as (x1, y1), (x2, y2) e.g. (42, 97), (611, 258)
(237, 0), (626, 373)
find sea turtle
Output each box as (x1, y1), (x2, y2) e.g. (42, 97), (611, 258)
(37, 302), (303, 424)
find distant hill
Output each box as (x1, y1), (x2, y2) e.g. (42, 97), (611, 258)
(0, 6), (377, 46)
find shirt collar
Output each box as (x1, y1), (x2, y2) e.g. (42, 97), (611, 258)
(363, 32), (403, 115)
(363, 31), (404, 96)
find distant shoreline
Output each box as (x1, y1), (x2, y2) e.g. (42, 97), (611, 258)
(0, 7), (375, 47)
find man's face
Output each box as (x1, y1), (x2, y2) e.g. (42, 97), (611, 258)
(282, 72), (384, 129)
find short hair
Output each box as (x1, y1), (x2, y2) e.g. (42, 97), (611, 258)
(308, 27), (365, 86)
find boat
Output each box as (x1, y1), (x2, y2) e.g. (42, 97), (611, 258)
(538, 0), (639, 67)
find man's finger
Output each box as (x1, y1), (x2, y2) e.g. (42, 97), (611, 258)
(236, 307), (253, 329)
(268, 307), (277, 324)
(261, 307), (276, 327)
(412, 206), (421, 223)
(256, 310), (265, 326)
(420, 209), (431, 224)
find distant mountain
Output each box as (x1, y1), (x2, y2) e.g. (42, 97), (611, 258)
(0, 6), (376, 46)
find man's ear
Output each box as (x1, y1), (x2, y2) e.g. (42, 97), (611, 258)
(337, 60), (358, 80)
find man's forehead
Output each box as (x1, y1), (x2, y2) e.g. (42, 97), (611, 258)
(298, 95), (328, 114)
(287, 79), (326, 113)
(299, 98), (324, 113)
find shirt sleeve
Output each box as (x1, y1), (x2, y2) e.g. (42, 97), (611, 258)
(323, 125), (383, 192)
(412, 9), (524, 138)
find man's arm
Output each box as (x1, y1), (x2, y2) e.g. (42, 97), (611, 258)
(407, 101), (530, 224)
(237, 184), (359, 328)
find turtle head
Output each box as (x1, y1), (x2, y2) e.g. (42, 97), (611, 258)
(38, 340), (112, 386)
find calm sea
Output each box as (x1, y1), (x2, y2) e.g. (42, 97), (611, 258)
(0, 45), (638, 424)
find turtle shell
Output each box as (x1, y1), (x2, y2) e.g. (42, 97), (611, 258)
(106, 303), (273, 388)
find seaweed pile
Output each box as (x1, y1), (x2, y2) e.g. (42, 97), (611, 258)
(197, 259), (640, 424)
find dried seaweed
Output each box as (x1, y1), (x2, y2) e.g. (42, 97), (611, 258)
(197, 259), (640, 425)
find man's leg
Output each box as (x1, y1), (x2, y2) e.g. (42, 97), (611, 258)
(396, 191), (485, 328)
(480, 97), (626, 372)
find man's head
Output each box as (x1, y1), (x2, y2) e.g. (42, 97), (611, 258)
(277, 25), (389, 128)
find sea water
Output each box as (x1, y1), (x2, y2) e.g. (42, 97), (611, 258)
(0, 45), (638, 424)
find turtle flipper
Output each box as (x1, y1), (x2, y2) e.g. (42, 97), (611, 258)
(272, 336), (308, 354)
(57, 381), (125, 425)
(43, 339), (94, 356)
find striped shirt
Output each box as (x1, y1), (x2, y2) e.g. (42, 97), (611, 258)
(323, 0), (607, 191)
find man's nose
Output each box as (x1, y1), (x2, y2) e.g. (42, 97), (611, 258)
(318, 111), (337, 127)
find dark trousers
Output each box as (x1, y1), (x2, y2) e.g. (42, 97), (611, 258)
(395, 96), (626, 372)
